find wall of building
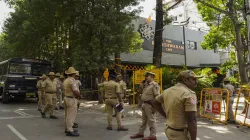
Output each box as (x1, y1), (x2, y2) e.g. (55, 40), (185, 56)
(120, 17), (220, 67)
(166, 0), (209, 32)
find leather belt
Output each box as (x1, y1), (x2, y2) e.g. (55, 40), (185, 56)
(168, 126), (185, 132)
(143, 101), (153, 106)
(66, 96), (75, 98)
(46, 92), (56, 94)
(105, 97), (117, 99)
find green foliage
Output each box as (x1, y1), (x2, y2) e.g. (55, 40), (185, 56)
(194, 0), (248, 83)
(193, 68), (217, 94)
(162, 3), (173, 26)
(145, 65), (216, 94)
(1, 0), (144, 74)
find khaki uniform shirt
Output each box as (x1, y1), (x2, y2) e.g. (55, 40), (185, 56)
(64, 77), (78, 97)
(118, 80), (126, 94)
(76, 80), (82, 90)
(36, 80), (45, 91)
(98, 83), (105, 97)
(103, 80), (121, 98)
(141, 81), (160, 101)
(42, 79), (57, 93)
(156, 83), (197, 129)
(137, 81), (146, 94)
(57, 80), (64, 94)
(223, 84), (235, 97)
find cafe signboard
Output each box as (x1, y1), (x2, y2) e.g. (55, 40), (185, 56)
(143, 38), (185, 55)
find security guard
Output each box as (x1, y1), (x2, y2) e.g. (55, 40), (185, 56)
(223, 78), (235, 123)
(36, 74), (47, 111)
(56, 75), (64, 109)
(103, 74), (128, 131)
(64, 67), (81, 137)
(113, 74), (126, 118)
(153, 70), (200, 140)
(130, 72), (160, 140)
(41, 72), (58, 119)
(75, 71), (82, 110)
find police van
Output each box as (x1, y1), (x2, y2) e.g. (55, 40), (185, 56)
(0, 58), (51, 104)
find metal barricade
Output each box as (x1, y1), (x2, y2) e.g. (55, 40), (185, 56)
(234, 88), (250, 127)
(199, 88), (229, 124)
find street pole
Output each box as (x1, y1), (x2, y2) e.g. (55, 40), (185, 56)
(183, 25), (187, 66)
(247, 0), (250, 62)
(173, 18), (190, 66)
(245, 0), (250, 80)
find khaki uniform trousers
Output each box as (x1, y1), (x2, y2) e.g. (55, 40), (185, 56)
(57, 92), (63, 106)
(105, 99), (121, 127)
(38, 91), (46, 109)
(137, 94), (142, 107)
(64, 97), (78, 132)
(226, 97), (235, 120)
(42, 93), (57, 116)
(138, 103), (156, 136)
(165, 127), (190, 140)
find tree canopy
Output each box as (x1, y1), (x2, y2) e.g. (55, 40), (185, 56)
(0, 0), (144, 75)
(195, 0), (249, 83)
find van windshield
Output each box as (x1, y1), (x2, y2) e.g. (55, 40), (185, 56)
(9, 63), (31, 74)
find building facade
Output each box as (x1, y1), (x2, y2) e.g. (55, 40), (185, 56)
(118, 17), (220, 68)
(166, 0), (209, 32)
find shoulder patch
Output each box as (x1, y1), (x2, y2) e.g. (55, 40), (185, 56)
(189, 97), (197, 105)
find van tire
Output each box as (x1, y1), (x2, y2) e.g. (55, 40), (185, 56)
(2, 93), (9, 104)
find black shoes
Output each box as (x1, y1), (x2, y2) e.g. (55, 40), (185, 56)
(66, 131), (80, 137)
(59, 106), (64, 109)
(106, 126), (112, 130)
(41, 112), (46, 118)
(65, 129), (78, 133)
(73, 123), (78, 128)
(50, 115), (58, 119)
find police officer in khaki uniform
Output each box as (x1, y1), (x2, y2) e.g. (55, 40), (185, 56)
(223, 78), (235, 123)
(98, 81), (105, 104)
(54, 73), (61, 110)
(136, 79), (146, 108)
(55, 73), (60, 81)
(103, 74), (128, 131)
(56, 75), (64, 109)
(130, 72), (160, 140)
(75, 71), (82, 110)
(153, 70), (200, 140)
(113, 74), (126, 118)
(64, 67), (81, 137)
(41, 72), (58, 119)
(37, 74), (47, 111)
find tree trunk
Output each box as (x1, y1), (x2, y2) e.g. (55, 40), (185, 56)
(115, 52), (121, 75)
(153, 0), (163, 68)
(235, 24), (248, 83)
